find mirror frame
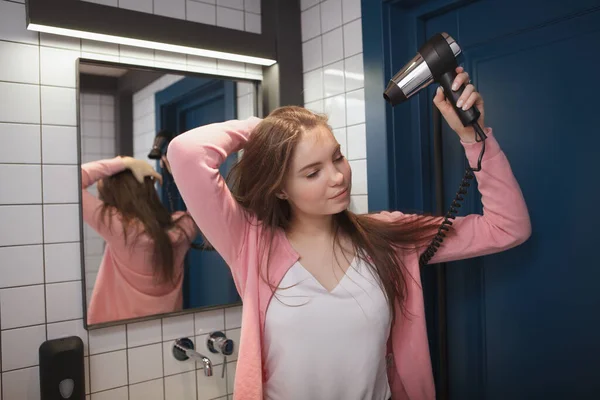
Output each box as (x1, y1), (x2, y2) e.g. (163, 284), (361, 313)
(77, 58), (263, 330)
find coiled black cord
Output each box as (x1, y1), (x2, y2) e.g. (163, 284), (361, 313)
(419, 123), (487, 268)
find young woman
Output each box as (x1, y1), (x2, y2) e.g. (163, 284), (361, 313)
(167, 67), (531, 400)
(82, 156), (197, 325)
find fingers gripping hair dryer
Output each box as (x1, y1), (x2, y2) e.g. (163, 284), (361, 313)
(383, 33), (487, 267)
(384, 32), (486, 140)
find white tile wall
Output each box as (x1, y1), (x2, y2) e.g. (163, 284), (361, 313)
(301, 0), (367, 213)
(82, 0), (262, 34)
(0, 0), (366, 399)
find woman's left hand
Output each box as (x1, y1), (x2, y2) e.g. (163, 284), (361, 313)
(433, 66), (485, 143)
(121, 157), (163, 184)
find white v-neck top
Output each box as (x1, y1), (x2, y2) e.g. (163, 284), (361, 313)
(263, 257), (392, 400)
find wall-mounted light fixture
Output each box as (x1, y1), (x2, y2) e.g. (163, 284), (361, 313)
(25, 0), (277, 67)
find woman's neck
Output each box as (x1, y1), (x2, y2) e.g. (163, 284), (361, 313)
(286, 212), (335, 240)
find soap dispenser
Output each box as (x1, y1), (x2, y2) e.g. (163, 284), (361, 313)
(39, 336), (85, 400)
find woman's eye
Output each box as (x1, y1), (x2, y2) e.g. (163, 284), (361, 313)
(334, 155), (344, 162)
(306, 170), (319, 179)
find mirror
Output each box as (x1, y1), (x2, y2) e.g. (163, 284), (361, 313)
(77, 59), (260, 328)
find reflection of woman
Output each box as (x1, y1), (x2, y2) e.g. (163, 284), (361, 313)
(82, 156), (197, 325)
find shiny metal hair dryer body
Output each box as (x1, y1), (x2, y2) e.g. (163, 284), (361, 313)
(384, 32), (484, 137)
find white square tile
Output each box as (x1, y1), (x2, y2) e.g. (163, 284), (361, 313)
(0, 245), (44, 288)
(324, 94), (346, 129)
(305, 99), (324, 114)
(163, 340), (195, 376)
(82, 40), (119, 55)
(1, 324), (46, 371)
(0, 123), (41, 164)
(154, 0), (186, 19)
(0, 165), (42, 205)
(301, 0), (319, 11)
(224, 328), (240, 361)
(237, 94), (253, 120)
(128, 343), (163, 384)
(301, 5), (321, 41)
(46, 281), (83, 322)
(225, 306), (242, 329)
(89, 325), (126, 355)
(164, 371), (197, 400)
(40, 47), (80, 88)
(245, 12), (261, 34)
(0, 1), (38, 45)
(163, 314), (195, 341)
(43, 203), (80, 243)
(226, 360), (236, 393)
(89, 350), (128, 392)
(343, 19), (362, 57)
(342, 0), (361, 23)
(217, 6), (244, 30)
(344, 52), (364, 91)
(130, 378), (164, 400)
(44, 243), (81, 283)
(128, 319), (163, 347)
(41, 86), (77, 126)
(323, 60), (345, 98)
(91, 386), (128, 400)
(119, 0), (153, 13)
(0, 205), (43, 246)
(120, 56), (155, 68)
(47, 319), (89, 356)
(320, 0), (342, 32)
(40, 33), (81, 51)
(244, 63), (262, 77)
(0, 41), (39, 84)
(322, 27), (344, 65)
(2, 366), (40, 400)
(119, 45), (154, 60)
(244, 0), (260, 13)
(41, 125), (78, 164)
(347, 123), (366, 159)
(196, 367), (227, 400)
(350, 194), (368, 214)
(217, 59), (245, 73)
(236, 82), (253, 97)
(0, 82), (41, 124)
(302, 37), (322, 72)
(195, 309), (225, 335)
(187, 1), (217, 25)
(217, 0), (244, 10)
(332, 127), (347, 157)
(0, 285), (45, 329)
(350, 159), (367, 195)
(303, 68), (324, 103)
(346, 88), (365, 126)
(42, 165), (79, 203)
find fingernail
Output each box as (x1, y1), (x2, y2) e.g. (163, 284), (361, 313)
(452, 83), (458, 91)
(456, 100), (463, 108)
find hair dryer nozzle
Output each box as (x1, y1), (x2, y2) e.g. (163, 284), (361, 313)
(147, 130), (172, 160)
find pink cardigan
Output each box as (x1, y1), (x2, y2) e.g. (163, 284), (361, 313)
(82, 158), (197, 325)
(167, 117), (531, 400)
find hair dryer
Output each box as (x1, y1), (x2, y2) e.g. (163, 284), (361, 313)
(148, 129), (173, 160)
(383, 32), (488, 267)
(384, 32), (486, 140)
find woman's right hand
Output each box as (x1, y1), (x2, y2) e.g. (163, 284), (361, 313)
(121, 156), (163, 184)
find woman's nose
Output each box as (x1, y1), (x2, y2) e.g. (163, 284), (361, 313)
(330, 169), (344, 185)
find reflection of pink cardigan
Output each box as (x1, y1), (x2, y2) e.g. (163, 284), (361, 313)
(168, 117), (531, 400)
(82, 158), (197, 325)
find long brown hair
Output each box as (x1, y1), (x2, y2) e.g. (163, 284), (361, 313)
(227, 106), (444, 321)
(97, 170), (192, 284)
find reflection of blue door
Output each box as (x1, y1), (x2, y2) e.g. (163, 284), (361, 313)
(366, 1), (600, 399)
(156, 77), (240, 309)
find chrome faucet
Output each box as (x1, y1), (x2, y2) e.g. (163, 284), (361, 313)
(172, 338), (213, 377)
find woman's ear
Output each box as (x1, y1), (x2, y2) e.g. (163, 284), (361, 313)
(275, 191), (288, 200)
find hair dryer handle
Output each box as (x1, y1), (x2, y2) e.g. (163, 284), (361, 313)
(438, 70), (481, 128)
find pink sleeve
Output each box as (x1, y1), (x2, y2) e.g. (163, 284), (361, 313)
(426, 129), (531, 263)
(81, 157), (128, 243)
(167, 117), (262, 269)
(174, 211), (198, 240)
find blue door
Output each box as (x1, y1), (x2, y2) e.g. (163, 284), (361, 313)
(365, 1), (600, 399)
(156, 77), (241, 309)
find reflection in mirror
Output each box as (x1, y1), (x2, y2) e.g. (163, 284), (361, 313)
(78, 59), (259, 328)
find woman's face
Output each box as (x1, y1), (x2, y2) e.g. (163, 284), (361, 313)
(280, 124), (352, 217)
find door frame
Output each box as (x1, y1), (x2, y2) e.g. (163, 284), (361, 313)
(362, 1), (483, 397)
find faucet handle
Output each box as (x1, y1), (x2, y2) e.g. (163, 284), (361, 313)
(207, 331), (234, 378)
(207, 331), (234, 356)
(172, 338), (195, 361)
